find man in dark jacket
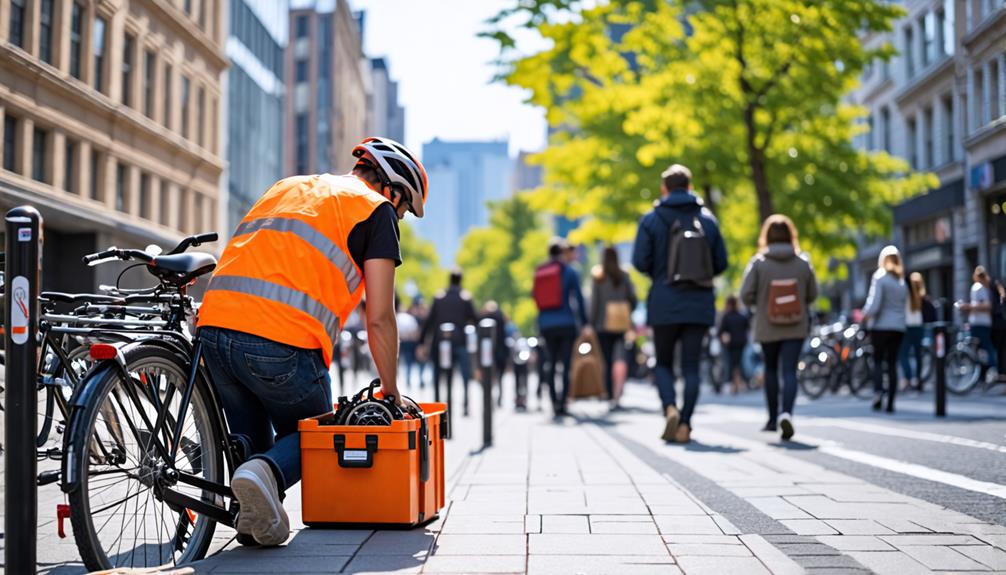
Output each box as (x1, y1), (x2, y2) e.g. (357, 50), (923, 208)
(537, 239), (589, 417)
(633, 164), (728, 444)
(420, 270), (478, 402)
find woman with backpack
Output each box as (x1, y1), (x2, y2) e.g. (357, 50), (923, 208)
(590, 246), (638, 410)
(740, 215), (818, 441)
(863, 245), (907, 413)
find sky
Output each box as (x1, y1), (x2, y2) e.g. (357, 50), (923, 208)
(349, 0), (548, 158)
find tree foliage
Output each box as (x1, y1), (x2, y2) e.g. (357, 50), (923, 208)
(398, 221), (445, 304)
(485, 0), (937, 285)
(456, 194), (552, 333)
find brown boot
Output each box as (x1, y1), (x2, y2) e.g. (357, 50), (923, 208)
(674, 423), (691, 444)
(661, 406), (680, 442)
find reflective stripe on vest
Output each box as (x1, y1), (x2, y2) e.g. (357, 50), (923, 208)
(233, 216), (362, 293)
(207, 275), (340, 348)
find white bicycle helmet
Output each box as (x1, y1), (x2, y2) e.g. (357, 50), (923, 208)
(352, 137), (428, 218)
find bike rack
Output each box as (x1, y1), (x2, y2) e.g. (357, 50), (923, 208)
(5, 206), (43, 572)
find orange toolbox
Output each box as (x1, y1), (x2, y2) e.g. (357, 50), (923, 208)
(299, 402), (447, 527)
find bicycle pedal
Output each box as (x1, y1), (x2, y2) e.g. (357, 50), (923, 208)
(47, 446), (63, 459)
(37, 470), (61, 486)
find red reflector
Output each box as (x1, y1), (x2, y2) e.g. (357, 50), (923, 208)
(89, 344), (118, 360)
(57, 504), (70, 538)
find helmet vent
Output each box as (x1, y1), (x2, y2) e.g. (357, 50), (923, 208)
(387, 158), (419, 192)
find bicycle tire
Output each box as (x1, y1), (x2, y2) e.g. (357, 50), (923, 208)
(946, 349), (980, 395)
(66, 344), (222, 571)
(37, 341), (89, 447)
(848, 353), (874, 398)
(798, 352), (830, 399)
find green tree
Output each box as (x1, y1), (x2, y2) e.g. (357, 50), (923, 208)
(398, 221), (444, 304)
(485, 0), (936, 283)
(456, 194), (551, 333)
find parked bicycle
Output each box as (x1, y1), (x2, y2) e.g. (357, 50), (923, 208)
(798, 323), (873, 399)
(944, 325), (1003, 395)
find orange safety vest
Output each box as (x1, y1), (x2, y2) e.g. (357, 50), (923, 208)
(198, 174), (389, 365)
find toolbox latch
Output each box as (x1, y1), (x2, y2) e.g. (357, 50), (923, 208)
(419, 418), (430, 483)
(333, 434), (379, 468)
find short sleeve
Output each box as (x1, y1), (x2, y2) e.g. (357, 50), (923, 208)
(347, 203), (402, 269)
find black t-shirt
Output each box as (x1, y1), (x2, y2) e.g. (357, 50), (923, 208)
(347, 202), (402, 270)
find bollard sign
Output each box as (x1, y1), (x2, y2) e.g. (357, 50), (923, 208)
(935, 332), (945, 359)
(480, 338), (493, 368)
(10, 276), (30, 344)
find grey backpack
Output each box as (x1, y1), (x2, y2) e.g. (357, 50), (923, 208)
(656, 209), (714, 288)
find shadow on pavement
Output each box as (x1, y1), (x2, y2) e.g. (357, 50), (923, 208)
(771, 440), (818, 451)
(678, 440), (745, 454)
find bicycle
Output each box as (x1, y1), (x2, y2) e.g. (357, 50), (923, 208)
(60, 241), (252, 570)
(798, 323), (874, 399)
(943, 326), (1005, 395)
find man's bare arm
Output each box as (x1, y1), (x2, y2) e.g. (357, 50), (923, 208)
(364, 258), (401, 401)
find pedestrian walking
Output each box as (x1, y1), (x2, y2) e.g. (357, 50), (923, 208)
(898, 273), (929, 391)
(863, 245), (907, 413)
(480, 300), (510, 388)
(533, 237), (589, 417)
(959, 266), (998, 381)
(419, 270), (478, 398)
(397, 296), (421, 387)
(632, 164), (728, 444)
(717, 295), (751, 396)
(740, 215), (817, 440)
(590, 246), (638, 410)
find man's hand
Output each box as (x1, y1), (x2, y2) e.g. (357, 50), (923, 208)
(364, 258), (399, 393)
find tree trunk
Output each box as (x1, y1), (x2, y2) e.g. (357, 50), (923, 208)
(744, 104), (773, 222)
(701, 183), (717, 215)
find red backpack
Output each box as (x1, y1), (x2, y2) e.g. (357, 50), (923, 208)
(533, 261), (564, 311)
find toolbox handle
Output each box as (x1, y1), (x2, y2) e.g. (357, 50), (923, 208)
(333, 434), (378, 468)
(419, 418), (430, 483)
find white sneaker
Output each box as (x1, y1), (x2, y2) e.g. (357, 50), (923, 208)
(232, 459), (290, 546)
(779, 413), (795, 441)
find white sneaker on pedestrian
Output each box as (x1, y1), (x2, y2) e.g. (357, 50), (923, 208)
(232, 459), (290, 546)
(779, 413), (794, 441)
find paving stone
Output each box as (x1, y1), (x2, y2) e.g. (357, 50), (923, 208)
(341, 554), (426, 574)
(442, 515), (527, 534)
(433, 534), (526, 555)
(525, 515), (542, 534)
(731, 486), (814, 497)
(816, 535), (895, 551)
(541, 515), (590, 534)
(824, 520), (896, 536)
(747, 496), (814, 520)
(199, 555), (352, 573)
(647, 504), (711, 516)
(780, 519), (839, 535)
(590, 520), (658, 534)
(675, 555), (771, 575)
(953, 545), (1006, 570)
(527, 555), (681, 575)
(666, 543), (752, 557)
(880, 534), (983, 547)
(357, 531), (435, 556)
(739, 534), (806, 575)
(422, 554), (527, 573)
(846, 551), (931, 575)
(529, 534), (670, 556)
(773, 543), (842, 556)
(661, 535), (745, 545)
(875, 519), (931, 533)
(794, 554), (867, 569)
(711, 515), (742, 535)
(653, 515), (723, 535)
(899, 545), (989, 570)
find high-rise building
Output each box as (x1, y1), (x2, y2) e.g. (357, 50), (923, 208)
(225, 0), (287, 235)
(286, 0), (368, 176)
(0, 0), (227, 291)
(847, 0), (1006, 308)
(368, 57), (405, 143)
(416, 138), (512, 265)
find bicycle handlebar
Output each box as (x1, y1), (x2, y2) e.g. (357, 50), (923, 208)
(83, 232), (218, 265)
(167, 232), (218, 255)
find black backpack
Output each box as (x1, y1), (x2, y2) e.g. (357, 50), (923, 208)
(655, 208), (714, 288)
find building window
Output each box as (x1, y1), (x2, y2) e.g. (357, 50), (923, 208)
(943, 94), (955, 162)
(64, 140), (76, 194)
(210, 97), (218, 152)
(907, 117), (918, 170)
(32, 128), (47, 182)
(866, 114), (875, 150)
(39, 0), (55, 64)
(115, 162), (127, 212)
(199, 0), (208, 29)
(144, 51), (155, 117)
(295, 59), (309, 83)
(70, 3), (83, 79)
(121, 34), (135, 106)
(992, 59), (1002, 121)
(903, 25), (915, 79)
(89, 149), (101, 200)
(921, 14), (934, 68)
(181, 76), (191, 139)
(295, 113), (308, 174)
(197, 87), (205, 147)
(296, 15), (309, 39)
(93, 16), (108, 93)
(163, 64), (173, 128)
(178, 189), (189, 233)
(880, 107), (891, 153)
(9, 0), (26, 48)
(185, 0), (192, 15)
(923, 106), (934, 169)
(3, 116), (17, 172)
(140, 173), (151, 219)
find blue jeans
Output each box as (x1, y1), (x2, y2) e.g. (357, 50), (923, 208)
(400, 340), (419, 386)
(898, 326), (925, 380)
(971, 325), (998, 370)
(761, 339), (803, 422)
(653, 324), (706, 426)
(201, 327), (332, 494)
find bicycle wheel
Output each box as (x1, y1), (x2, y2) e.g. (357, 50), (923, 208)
(798, 351), (830, 399)
(848, 352), (874, 398)
(37, 342), (90, 448)
(946, 349), (980, 395)
(66, 344), (222, 571)
(918, 347), (933, 387)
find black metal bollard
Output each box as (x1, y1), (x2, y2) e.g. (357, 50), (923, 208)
(464, 324), (477, 416)
(513, 338), (530, 411)
(5, 206), (43, 574)
(478, 318), (497, 448)
(933, 321), (947, 417)
(438, 323), (455, 432)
